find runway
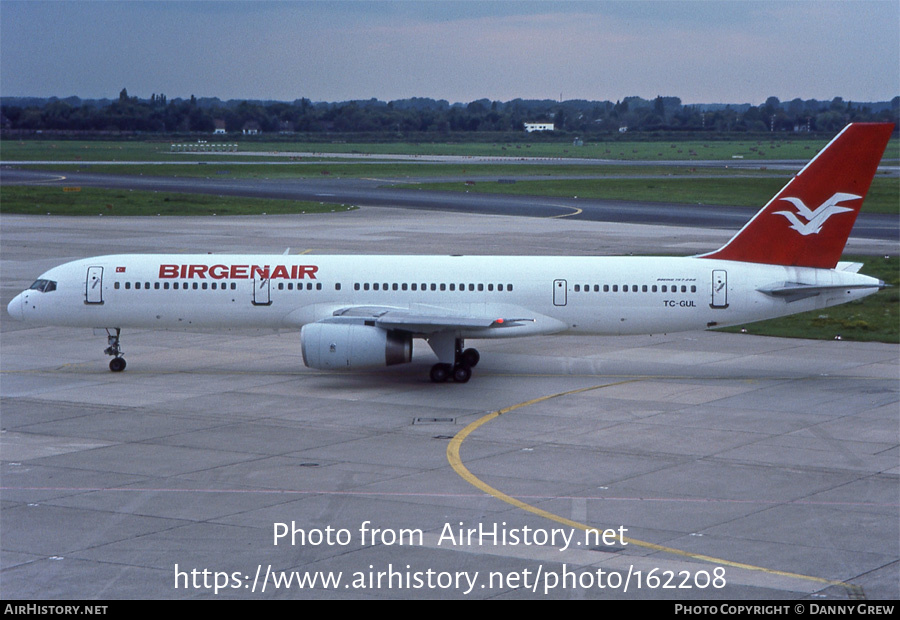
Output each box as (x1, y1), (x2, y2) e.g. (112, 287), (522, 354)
(1, 207), (897, 600)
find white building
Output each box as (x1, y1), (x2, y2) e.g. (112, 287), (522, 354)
(524, 122), (555, 133)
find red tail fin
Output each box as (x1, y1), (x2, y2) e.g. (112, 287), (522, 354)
(700, 123), (894, 268)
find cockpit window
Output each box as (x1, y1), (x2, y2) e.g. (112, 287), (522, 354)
(29, 279), (57, 293)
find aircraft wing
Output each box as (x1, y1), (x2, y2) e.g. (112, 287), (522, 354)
(327, 305), (535, 334)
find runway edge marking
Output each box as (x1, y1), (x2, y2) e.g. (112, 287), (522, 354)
(445, 379), (862, 597)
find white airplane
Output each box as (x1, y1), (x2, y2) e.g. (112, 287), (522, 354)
(6, 123), (894, 383)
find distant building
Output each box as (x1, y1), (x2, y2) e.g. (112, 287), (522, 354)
(524, 122), (554, 133)
(213, 119), (226, 134)
(242, 121), (261, 135)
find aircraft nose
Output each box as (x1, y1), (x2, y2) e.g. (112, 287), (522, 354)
(7, 293), (25, 321)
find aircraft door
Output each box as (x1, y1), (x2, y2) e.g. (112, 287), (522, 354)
(711, 270), (728, 308)
(252, 277), (272, 306)
(85, 266), (103, 304)
(553, 279), (567, 306)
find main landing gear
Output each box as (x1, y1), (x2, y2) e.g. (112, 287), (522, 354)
(429, 338), (480, 384)
(104, 328), (127, 372)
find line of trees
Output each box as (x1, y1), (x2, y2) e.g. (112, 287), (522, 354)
(2, 90), (897, 137)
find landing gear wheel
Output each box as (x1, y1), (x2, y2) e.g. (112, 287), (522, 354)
(430, 363), (452, 383)
(461, 348), (480, 368)
(103, 328), (125, 371)
(452, 364), (472, 383)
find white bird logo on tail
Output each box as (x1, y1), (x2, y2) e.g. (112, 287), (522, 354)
(774, 192), (860, 235)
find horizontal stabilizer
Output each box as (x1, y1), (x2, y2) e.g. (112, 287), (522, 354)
(835, 261), (864, 273)
(757, 281), (884, 302)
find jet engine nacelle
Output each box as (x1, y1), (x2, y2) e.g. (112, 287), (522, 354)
(300, 323), (412, 370)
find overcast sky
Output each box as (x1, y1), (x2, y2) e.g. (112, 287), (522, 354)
(2, 0), (897, 105)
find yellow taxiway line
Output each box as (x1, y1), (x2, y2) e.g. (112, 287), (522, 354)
(446, 380), (860, 596)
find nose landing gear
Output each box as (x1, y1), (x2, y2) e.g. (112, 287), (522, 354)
(104, 328), (126, 372)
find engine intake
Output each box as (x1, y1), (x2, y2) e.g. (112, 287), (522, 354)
(301, 323), (412, 370)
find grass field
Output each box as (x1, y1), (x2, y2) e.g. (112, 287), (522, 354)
(0, 185), (354, 216)
(7, 138), (896, 215)
(13, 160), (796, 180)
(3, 136), (898, 162)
